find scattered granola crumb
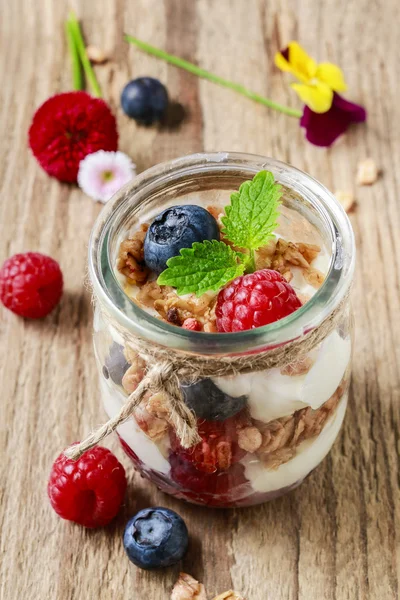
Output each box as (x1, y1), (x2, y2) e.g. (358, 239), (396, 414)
(255, 239), (321, 286)
(335, 190), (356, 213)
(356, 158), (379, 186)
(237, 426), (262, 452)
(212, 592), (245, 600)
(137, 281), (172, 308)
(117, 224), (150, 285)
(303, 267), (325, 289)
(203, 320), (218, 333)
(133, 392), (170, 440)
(121, 354), (146, 393)
(296, 242), (321, 264)
(171, 573), (208, 600)
(86, 45), (108, 64)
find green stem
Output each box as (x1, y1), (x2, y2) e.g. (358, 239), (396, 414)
(68, 12), (102, 98)
(124, 34), (302, 118)
(245, 250), (257, 274)
(65, 21), (84, 91)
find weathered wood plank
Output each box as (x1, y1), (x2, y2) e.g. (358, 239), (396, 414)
(0, 0), (399, 599)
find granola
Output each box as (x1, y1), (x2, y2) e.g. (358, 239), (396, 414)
(335, 190), (356, 213)
(213, 592), (245, 600)
(255, 238), (323, 289)
(253, 378), (346, 469)
(116, 205), (326, 327)
(133, 391), (171, 440)
(356, 158), (379, 185)
(117, 224), (150, 285)
(171, 573), (208, 600)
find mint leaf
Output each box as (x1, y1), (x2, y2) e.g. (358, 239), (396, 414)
(221, 170), (282, 251)
(157, 240), (245, 296)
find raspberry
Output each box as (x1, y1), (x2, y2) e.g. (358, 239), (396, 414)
(29, 92), (118, 182)
(169, 453), (248, 506)
(182, 318), (201, 331)
(48, 446), (127, 528)
(0, 252), (63, 319)
(170, 413), (247, 474)
(216, 269), (302, 332)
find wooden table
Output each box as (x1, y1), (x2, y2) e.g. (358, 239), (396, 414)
(1, 1), (399, 599)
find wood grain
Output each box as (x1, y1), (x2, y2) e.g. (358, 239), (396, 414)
(0, 1), (399, 599)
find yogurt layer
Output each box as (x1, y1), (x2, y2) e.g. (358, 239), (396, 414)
(213, 330), (351, 422)
(241, 393), (348, 493)
(100, 379), (171, 474)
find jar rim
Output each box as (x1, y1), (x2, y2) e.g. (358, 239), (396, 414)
(88, 152), (355, 355)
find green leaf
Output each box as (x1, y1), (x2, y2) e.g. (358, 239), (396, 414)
(221, 170), (282, 251)
(157, 240), (245, 296)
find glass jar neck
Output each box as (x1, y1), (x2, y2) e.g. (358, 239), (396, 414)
(89, 152), (355, 356)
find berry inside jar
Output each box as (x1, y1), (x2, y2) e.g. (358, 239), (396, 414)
(96, 169), (352, 507)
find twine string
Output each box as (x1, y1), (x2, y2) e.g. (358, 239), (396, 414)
(65, 291), (349, 461)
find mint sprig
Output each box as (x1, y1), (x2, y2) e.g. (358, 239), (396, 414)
(157, 170), (282, 296)
(157, 240), (245, 297)
(222, 170), (281, 254)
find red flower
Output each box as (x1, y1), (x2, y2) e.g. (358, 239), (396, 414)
(300, 93), (366, 147)
(29, 92), (118, 182)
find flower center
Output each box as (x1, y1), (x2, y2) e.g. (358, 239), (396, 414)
(102, 170), (114, 182)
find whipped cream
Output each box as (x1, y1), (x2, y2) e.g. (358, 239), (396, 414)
(242, 393), (348, 493)
(213, 330), (351, 422)
(100, 379), (171, 474)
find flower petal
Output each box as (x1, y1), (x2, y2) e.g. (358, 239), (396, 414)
(316, 63), (347, 92)
(274, 48), (292, 72)
(275, 41), (317, 83)
(288, 41), (318, 80)
(77, 150), (136, 202)
(300, 93), (367, 147)
(291, 81), (333, 113)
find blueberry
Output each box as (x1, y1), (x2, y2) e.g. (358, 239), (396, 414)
(104, 342), (130, 386)
(181, 378), (247, 421)
(121, 77), (169, 125)
(123, 507), (189, 569)
(144, 205), (220, 274)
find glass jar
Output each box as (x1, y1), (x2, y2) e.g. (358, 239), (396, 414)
(89, 152), (355, 508)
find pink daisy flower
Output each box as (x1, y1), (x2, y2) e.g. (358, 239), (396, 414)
(77, 150), (136, 203)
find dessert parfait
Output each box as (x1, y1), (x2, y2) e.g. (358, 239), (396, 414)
(90, 153), (354, 508)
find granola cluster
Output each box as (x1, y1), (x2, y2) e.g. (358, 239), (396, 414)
(250, 379), (344, 469)
(255, 238), (323, 287)
(170, 573), (244, 600)
(171, 573), (208, 600)
(116, 205), (324, 331)
(116, 223), (150, 285)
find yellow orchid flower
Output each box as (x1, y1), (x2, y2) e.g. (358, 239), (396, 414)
(275, 41), (347, 113)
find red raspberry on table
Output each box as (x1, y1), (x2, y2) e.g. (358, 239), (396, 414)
(48, 446), (127, 528)
(216, 269), (302, 332)
(29, 92), (118, 182)
(170, 413), (247, 474)
(0, 252), (63, 319)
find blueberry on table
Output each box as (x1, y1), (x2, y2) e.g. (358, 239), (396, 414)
(181, 378), (248, 421)
(123, 507), (189, 569)
(104, 342), (130, 386)
(144, 204), (220, 274)
(121, 77), (169, 125)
